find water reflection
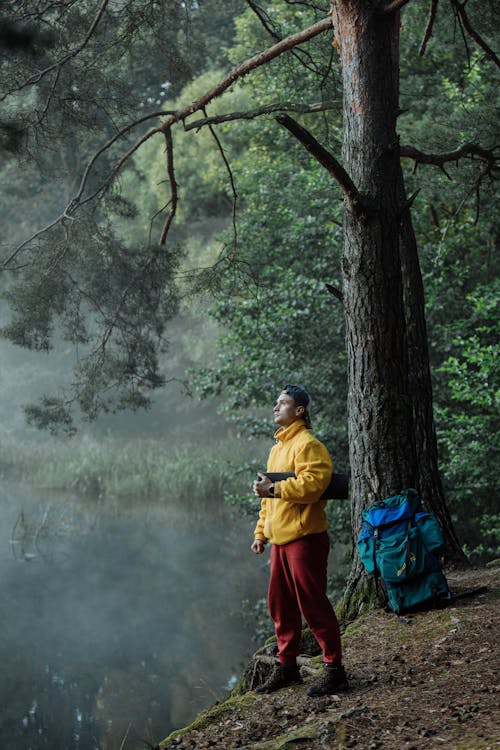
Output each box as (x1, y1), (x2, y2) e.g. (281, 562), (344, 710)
(0, 482), (265, 749)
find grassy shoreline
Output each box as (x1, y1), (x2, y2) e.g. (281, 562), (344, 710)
(0, 432), (262, 500)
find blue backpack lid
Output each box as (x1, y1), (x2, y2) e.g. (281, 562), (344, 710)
(361, 489), (421, 528)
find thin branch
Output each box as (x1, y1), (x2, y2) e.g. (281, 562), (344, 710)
(382, 0), (415, 13)
(400, 142), (498, 172)
(39, 66), (61, 118)
(2, 110), (173, 269)
(326, 283), (344, 303)
(17, 2), (80, 23)
(184, 100), (339, 131)
(206, 120), (238, 256)
(1, 0), (110, 102)
(436, 173), (488, 254)
(452, 0), (472, 67)
(450, 0), (500, 68)
(246, 0), (283, 42)
(319, 43), (336, 89)
(245, 0), (324, 76)
(419, 0), (439, 56)
(159, 129), (177, 245)
(118, 722), (132, 750)
(148, 200), (172, 246)
(72, 108), (175, 209)
(276, 114), (364, 212)
(96, 254), (156, 358)
(283, 1), (329, 11)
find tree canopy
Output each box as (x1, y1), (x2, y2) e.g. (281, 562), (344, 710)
(1, 1), (498, 563)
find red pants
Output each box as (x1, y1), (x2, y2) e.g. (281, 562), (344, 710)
(268, 532), (342, 666)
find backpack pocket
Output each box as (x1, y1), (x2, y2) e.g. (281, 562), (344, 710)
(357, 527), (376, 575)
(376, 526), (431, 583)
(415, 512), (445, 553)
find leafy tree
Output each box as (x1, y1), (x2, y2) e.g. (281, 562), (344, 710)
(1, 1), (498, 610)
(0, 0), (246, 429)
(436, 281), (499, 561)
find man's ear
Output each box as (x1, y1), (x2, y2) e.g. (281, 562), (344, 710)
(296, 404), (305, 417)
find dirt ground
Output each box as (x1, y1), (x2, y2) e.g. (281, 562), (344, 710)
(158, 566), (499, 750)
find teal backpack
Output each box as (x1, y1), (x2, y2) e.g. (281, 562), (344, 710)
(357, 489), (451, 614)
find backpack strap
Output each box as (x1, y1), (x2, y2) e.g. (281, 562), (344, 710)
(403, 518), (413, 578)
(373, 526), (382, 600)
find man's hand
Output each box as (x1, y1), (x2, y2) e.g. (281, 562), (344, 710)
(251, 539), (266, 554)
(253, 472), (273, 497)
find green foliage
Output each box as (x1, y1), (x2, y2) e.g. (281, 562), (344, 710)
(435, 281), (500, 561)
(0, 1), (245, 153)
(439, 284), (498, 409)
(187, 5), (347, 457)
(2, 218), (181, 430)
(0, 1), (247, 431)
(24, 397), (77, 437)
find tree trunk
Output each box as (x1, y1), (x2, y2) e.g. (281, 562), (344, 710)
(398, 205), (467, 563)
(331, 1), (465, 617)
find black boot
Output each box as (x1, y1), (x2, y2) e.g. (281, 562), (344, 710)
(255, 664), (303, 694)
(306, 664), (348, 697)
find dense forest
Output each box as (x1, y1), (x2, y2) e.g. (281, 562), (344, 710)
(0, 0), (498, 570)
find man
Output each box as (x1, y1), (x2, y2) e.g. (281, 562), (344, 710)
(251, 384), (348, 696)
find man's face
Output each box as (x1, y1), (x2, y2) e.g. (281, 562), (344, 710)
(273, 391), (304, 428)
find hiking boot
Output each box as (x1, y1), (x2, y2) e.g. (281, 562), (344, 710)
(306, 664), (348, 697)
(255, 664), (303, 694)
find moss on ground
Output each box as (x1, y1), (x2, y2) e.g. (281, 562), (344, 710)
(159, 693), (257, 746)
(244, 724), (321, 749)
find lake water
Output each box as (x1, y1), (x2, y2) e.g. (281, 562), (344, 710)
(0, 481), (267, 750)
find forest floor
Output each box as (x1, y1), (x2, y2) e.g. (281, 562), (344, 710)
(157, 566), (499, 750)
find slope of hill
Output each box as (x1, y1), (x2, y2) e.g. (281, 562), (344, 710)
(158, 566), (499, 750)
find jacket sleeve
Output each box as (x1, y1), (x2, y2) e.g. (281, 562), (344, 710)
(253, 497), (268, 541)
(277, 439), (332, 504)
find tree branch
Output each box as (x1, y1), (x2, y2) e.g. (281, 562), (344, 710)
(276, 114), (364, 212)
(3, 14), (333, 264)
(245, 0), (326, 77)
(2, 110), (174, 269)
(160, 14), (332, 133)
(382, 0), (415, 14)
(159, 129), (177, 245)
(246, 0), (281, 40)
(400, 143), (498, 173)
(184, 100), (340, 131)
(450, 0), (500, 68)
(326, 283), (344, 303)
(419, 0), (439, 57)
(206, 120), (238, 257)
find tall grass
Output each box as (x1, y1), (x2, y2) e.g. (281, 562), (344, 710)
(0, 433), (263, 501)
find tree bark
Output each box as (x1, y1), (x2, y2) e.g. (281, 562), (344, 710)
(398, 204), (466, 563)
(330, 1), (465, 616)
(333, 4), (414, 490)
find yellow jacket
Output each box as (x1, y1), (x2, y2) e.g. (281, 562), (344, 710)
(253, 419), (332, 546)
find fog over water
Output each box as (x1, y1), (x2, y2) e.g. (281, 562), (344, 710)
(0, 480), (266, 749)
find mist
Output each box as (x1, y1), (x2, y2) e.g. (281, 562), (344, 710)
(0, 7), (272, 747)
(0, 478), (266, 749)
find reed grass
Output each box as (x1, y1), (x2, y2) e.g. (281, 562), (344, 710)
(0, 433), (262, 501)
